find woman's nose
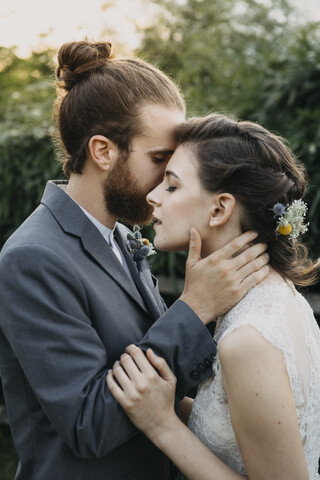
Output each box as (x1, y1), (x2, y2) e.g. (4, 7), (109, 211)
(146, 187), (161, 207)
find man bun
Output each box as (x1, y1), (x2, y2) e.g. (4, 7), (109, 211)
(56, 40), (113, 90)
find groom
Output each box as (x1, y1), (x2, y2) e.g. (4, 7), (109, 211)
(0, 41), (268, 480)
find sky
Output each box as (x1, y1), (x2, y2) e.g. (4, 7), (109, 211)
(0, 0), (155, 57)
(0, 0), (319, 57)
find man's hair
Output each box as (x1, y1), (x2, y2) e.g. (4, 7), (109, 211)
(175, 114), (319, 287)
(54, 40), (185, 177)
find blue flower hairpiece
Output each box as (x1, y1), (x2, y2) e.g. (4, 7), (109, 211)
(127, 225), (156, 265)
(272, 199), (309, 241)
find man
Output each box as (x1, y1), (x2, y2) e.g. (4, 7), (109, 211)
(0, 40), (268, 479)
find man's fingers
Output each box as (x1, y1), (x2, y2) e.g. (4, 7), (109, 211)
(214, 231), (259, 260)
(240, 264), (270, 291)
(231, 242), (268, 270)
(186, 228), (202, 266)
(236, 252), (270, 280)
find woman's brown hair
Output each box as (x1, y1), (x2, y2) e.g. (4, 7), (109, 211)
(175, 114), (319, 287)
(54, 40), (185, 177)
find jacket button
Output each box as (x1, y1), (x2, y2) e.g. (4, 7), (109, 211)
(204, 358), (212, 367)
(197, 362), (206, 372)
(190, 370), (200, 379)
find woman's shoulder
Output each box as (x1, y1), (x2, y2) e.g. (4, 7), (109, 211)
(220, 281), (291, 327)
(218, 322), (286, 382)
(216, 280), (300, 356)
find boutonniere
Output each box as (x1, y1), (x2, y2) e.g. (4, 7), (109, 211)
(127, 225), (156, 267)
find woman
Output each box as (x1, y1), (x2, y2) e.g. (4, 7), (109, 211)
(107, 114), (320, 479)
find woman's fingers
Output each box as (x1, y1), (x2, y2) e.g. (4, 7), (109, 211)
(146, 349), (176, 383)
(106, 369), (126, 402)
(119, 352), (143, 381)
(107, 348), (178, 435)
(125, 345), (160, 375)
(112, 360), (133, 389)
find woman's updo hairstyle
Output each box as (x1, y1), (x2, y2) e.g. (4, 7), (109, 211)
(175, 114), (319, 287)
(54, 40), (185, 177)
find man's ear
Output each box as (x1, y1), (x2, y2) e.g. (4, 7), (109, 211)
(209, 193), (235, 227)
(88, 135), (119, 171)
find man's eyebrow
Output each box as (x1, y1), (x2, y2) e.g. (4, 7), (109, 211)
(148, 148), (175, 155)
(165, 170), (181, 180)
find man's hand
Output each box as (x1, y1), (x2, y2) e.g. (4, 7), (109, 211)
(180, 228), (269, 324)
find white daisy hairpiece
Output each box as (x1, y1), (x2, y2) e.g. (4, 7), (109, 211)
(272, 199), (309, 241)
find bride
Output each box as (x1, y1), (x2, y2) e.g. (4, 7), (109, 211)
(107, 114), (320, 480)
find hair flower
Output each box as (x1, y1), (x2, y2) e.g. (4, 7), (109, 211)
(127, 225), (156, 265)
(272, 202), (287, 218)
(273, 199), (309, 241)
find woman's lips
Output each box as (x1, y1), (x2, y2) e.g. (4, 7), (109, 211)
(152, 216), (162, 227)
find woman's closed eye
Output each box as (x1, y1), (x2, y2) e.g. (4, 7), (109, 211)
(165, 186), (177, 192)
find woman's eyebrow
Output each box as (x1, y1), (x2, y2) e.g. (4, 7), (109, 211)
(165, 170), (181, 180)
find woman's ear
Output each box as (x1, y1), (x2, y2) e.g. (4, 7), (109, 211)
(88, 135), (119, 171)
(209, 193), (235, 227)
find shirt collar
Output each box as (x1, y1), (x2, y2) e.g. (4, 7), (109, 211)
(78, 204), (115, 244)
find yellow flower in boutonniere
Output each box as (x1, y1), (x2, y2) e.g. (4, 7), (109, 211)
(127, 225), (156, 263)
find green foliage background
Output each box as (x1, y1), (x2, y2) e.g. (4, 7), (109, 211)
(1, 0), (319, 290)
(0, 47), (63, 247)
(139, 0), (320, 285)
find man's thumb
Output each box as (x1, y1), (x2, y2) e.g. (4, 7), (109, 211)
(187, 228), (202, 265)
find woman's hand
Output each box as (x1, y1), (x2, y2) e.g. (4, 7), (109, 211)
(107, 346), (244, 480)
(106, 345), (178, 441)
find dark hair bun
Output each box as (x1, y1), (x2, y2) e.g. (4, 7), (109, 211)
(56, 40), (113, 90)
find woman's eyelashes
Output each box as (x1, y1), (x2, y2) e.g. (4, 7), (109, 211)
(165, 186), (177, 192)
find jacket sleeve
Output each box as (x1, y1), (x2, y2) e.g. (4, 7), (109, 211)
(137, 300), (217, 400)
(0, 243), (215, 460)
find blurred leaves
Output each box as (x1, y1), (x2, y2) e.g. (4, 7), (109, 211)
(138, 0), (320, 283)
(0, 47), (63, 246)
(0, 0), (320, 287)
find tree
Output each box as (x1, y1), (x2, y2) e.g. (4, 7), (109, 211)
(138, 0), (295, 114)
(0, 47), (63, 246)
(137, 0), (320, 283)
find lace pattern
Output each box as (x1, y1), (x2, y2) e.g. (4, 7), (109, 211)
(188, 282), (320, 479)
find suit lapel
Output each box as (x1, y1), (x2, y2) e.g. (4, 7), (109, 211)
(115, 224), (163, 320)
(41, 181), (149, 315)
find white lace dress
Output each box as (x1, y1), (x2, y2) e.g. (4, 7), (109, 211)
(189, 282), (320, 479)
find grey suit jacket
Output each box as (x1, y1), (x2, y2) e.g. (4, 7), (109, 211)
(0, 181), (216, 480)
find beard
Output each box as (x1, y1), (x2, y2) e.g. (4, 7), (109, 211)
(103, 152), (154, 226)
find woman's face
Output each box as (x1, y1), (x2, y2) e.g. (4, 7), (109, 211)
(146, 145), (214, 252)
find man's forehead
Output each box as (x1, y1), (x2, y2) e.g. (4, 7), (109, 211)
(139, 104), (185, 134)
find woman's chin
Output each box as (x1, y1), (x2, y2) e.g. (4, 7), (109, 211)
(154, 238), (189, 253)
(153, 240), (171, 252)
